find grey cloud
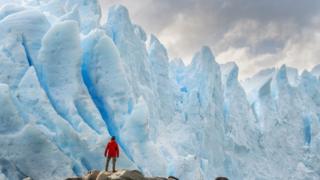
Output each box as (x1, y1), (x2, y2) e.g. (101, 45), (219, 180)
(99, 0), (320, 78)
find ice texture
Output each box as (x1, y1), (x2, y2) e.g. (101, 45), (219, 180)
(0, 9), (49, 89)
(0, 1), (320, 180)
(0, 83), (23, 134)
(312, 64), (320, 79)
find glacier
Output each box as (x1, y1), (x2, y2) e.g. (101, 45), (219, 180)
(0, 1), (320, 180)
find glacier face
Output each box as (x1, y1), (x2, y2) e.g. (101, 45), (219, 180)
(0, 1), (320, 180)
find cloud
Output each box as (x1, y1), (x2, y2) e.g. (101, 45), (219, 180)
(217, 16), (320, 79)
(99, 0), (320, 79)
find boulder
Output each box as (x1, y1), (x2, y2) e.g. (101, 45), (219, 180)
(121, 170), (144, 179)
(96, 171), (113, 180)
(23, 177), (32, 180)
(145, 177), (168, 180)
(215, 177), (228, 180)
(84, 170), (100, 180)
(96, 169), (157, 180)
(168, 176), (179, 180)
(66, 169), (176, 180)
(65, 178), (82, 180)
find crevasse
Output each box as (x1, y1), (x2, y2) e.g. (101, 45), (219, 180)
(81, 51), (134, 162)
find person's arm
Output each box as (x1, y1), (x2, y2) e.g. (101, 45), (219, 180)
(116, 143), (119, 157)
(104, 143), (109, 157)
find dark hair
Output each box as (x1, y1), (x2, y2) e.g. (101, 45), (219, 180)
(111, 136), (115, 140)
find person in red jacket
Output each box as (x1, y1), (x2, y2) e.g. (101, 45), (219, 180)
(104, 136), (119, 172)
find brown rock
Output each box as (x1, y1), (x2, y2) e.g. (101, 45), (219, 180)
(67, 169), (172, 180)
(215, 177), (228, 180)
(143, 176), (175, 180)
(121, 170), (144, 179)
(168, 176), (179, 180)
(84, 170), (101, 180)
(96, 171), (113, 180)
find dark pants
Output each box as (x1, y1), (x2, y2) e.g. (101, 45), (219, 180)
(105, 156), (116, 172)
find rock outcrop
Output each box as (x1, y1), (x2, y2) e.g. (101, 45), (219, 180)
(66, 169), (179, 180)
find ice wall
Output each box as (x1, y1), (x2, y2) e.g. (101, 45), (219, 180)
(0, 1), (320, 180)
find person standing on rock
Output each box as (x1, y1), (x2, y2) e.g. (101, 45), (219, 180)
(104, 136), (120, 172)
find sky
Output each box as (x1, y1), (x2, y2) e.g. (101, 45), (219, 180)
(99, 0), (320, 79)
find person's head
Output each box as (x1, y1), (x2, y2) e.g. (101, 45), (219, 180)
(111, 136), (115, 141)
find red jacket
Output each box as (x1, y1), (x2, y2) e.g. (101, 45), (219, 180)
(104, 140), (119, 158)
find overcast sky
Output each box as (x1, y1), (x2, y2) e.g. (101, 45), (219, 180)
(99, 0), (320, 79)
